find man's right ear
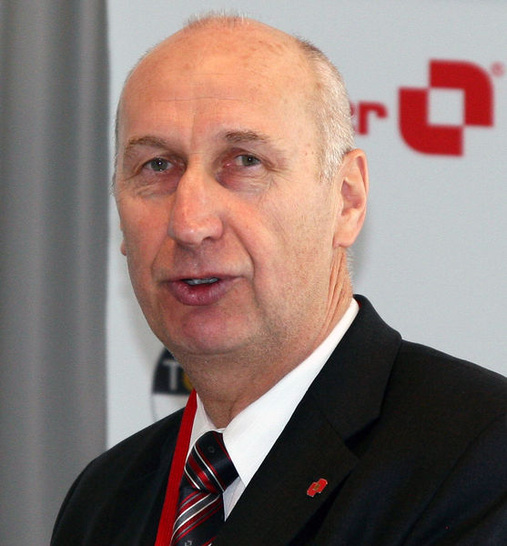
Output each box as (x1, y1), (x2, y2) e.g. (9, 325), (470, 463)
(119, 223), (127, 256)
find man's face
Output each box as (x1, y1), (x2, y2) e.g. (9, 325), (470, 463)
(115, 25), (357, 367)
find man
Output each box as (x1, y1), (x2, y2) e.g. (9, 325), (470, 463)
(52, 15), (507, 545)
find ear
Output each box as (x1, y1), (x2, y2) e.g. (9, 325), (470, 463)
(119, 223), (127, 256)
(333, 149), (369, 248)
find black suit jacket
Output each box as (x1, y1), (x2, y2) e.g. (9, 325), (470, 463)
(52, 297), (507, 545)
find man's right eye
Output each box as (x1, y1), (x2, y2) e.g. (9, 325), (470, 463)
(145, 158), (171, 172)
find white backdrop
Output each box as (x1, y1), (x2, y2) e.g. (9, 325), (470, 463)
(107, 0), (507, 447)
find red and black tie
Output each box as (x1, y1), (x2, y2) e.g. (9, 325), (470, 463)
(170, 431), (238, 546)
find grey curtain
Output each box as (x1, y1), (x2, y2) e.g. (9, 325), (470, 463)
(0, 1), (109, 544)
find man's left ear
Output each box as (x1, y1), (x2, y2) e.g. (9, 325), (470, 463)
(333, 149), (369, 248)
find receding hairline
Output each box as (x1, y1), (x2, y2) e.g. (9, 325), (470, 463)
(149, 14), (313, 74)
(179, 14), (331, 74)
(116, 15), (316, 147)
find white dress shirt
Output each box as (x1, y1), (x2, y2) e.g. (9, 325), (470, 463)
(188, 298), (359, 517)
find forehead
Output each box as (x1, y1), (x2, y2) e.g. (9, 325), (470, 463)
(118, 24), (316, 139)
(133, 22), (310, 85)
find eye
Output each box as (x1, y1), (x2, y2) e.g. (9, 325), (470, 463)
(145, 157), (172, 172)
(217, 151), (270, 193)
(234, 154), (261, 167)
(130, 155), (184, 195)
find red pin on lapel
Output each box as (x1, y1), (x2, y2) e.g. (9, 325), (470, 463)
(307, 478), (328, 497)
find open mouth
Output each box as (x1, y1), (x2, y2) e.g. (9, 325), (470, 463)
(183, 277), (220, 286)
(168, 276), (232, 306)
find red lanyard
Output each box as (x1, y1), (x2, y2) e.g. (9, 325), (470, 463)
(154, 389), (197, 546)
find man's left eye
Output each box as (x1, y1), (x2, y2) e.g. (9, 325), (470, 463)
(235, 154), (261, 167)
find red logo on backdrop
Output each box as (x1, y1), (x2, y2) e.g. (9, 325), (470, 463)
(351, 59), (496, 156)
(399, 60), (494, 155)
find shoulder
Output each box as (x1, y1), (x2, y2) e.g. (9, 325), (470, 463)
(353, 295), (507, 425)
(391, 340), (507, 420)
(387, 343), (507, 543)
(374, 339), (507, 480)
(52, 409), (184, 544)
(80, 408), (184, 495)
(345, 328), (507, 541)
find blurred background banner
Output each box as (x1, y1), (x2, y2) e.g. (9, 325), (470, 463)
(107, 0), (507, 447)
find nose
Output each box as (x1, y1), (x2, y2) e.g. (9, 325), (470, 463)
(167, 166), (224, 247)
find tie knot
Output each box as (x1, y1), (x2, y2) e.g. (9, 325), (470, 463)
(184, 431), (238, 495)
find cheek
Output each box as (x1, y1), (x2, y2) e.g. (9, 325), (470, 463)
(120, 206), (168, 276)
(265, 195), (328, 250)
(246, 202), (312, 289)
(260, 193), (335, 280)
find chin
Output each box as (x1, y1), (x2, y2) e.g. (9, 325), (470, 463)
(165, 324), (256, 361)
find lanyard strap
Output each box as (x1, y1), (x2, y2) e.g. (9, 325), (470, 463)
(154, 389), (197, 546)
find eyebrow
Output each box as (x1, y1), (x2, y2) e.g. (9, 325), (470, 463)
(223, 129), (272, 145)
(124, 136), (170, 156)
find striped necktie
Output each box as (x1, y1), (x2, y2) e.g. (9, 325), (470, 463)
(170, 431), (238, 546)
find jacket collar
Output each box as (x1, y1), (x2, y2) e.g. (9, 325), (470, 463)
(310, 295), (402, 441)
(215, 296), (402, 545)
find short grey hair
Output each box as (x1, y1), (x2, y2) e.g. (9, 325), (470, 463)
(294, 38), (355, 181)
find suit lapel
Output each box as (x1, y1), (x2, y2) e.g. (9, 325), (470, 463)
(309, 295), (401, 441)
(215, 393), (358, 546)
(216, 296), (402, 545)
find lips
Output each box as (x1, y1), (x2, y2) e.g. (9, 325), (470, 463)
(165, 275), (236, 306)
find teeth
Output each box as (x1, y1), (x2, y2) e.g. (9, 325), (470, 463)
(184, 277), (219, 286)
